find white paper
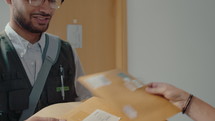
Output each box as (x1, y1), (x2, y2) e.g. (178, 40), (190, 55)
(67, 24), (82, 48)
(83, 109), (120, 121)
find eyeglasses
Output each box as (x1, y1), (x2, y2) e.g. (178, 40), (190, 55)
(28, 0), (63, 9)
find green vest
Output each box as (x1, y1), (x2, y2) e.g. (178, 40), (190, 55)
(0, 32), (77, 121)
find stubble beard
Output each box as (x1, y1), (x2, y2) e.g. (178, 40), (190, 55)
(14, 10), (50, 33)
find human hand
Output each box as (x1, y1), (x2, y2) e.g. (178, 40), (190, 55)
(145, 82), (190, 110)
(25, 116), (66, 121)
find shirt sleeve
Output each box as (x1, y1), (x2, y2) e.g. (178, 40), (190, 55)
(71, 46), (92, 101)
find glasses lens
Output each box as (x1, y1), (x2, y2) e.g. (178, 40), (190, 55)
(29, 0), (62, 9)
(29, 0), (43, 6)
(50, 0), (62, 9)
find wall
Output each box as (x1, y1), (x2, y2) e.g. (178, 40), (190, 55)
(0, 1), (9, 31)
(127, 0), (215, 121)
(47, 0), (117, 74)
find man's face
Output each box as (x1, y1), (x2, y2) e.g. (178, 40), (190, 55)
(11, 0), (55, 33)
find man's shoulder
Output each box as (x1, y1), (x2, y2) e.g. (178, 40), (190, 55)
(46, 33), (66, 42)
(45, 33), (73, 48)
(45, 33), (60, 40)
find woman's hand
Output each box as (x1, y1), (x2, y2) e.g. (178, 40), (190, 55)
(145, 82), (190, 110)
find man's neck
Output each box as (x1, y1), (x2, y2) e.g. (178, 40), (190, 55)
(9, 22), (42, 44)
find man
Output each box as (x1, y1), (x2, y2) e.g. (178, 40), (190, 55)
(0, 0), (91, 120)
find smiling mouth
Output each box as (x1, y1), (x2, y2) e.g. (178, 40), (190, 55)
(32, 15), (51, 25)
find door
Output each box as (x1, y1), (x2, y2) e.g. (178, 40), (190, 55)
(48, 0), (127, 74)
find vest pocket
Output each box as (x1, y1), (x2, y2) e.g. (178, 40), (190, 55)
(47, 80), (63, 104)
(8, 89), (29, 111)
(47, 79), (76, 104)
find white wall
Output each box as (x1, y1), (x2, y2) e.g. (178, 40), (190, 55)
(0, 1), (9, 31)
(127, 0), (215, 121)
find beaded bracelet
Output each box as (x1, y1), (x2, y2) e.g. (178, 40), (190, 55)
(182, 94), (193, 114)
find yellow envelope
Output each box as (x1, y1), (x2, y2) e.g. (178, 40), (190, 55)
(62, 97), (130, 121)
(77, 69), (180, 121)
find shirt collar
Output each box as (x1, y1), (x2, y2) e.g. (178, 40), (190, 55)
(4, 23), (46, 57)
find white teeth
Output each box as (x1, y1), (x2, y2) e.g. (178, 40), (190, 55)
(38, 17), (46, 20)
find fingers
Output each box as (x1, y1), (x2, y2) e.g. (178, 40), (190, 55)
(145, 82), (190, 109)
(145, 82), (166, 95)
(45, 117), (66, 121)
(26, 116), (66, 121)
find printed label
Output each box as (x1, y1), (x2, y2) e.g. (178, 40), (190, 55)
(83, 109), (121, 121)
(85, 75), (111, 89)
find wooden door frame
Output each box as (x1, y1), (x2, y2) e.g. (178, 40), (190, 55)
(116, 0), (128, 72)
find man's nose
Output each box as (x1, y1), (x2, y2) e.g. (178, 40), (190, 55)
(39, 0), (54, 14)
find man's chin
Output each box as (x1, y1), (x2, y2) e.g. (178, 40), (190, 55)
(30, 26), (49, 33)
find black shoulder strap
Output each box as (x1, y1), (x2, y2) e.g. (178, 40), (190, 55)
(19, 34), (61, 121)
